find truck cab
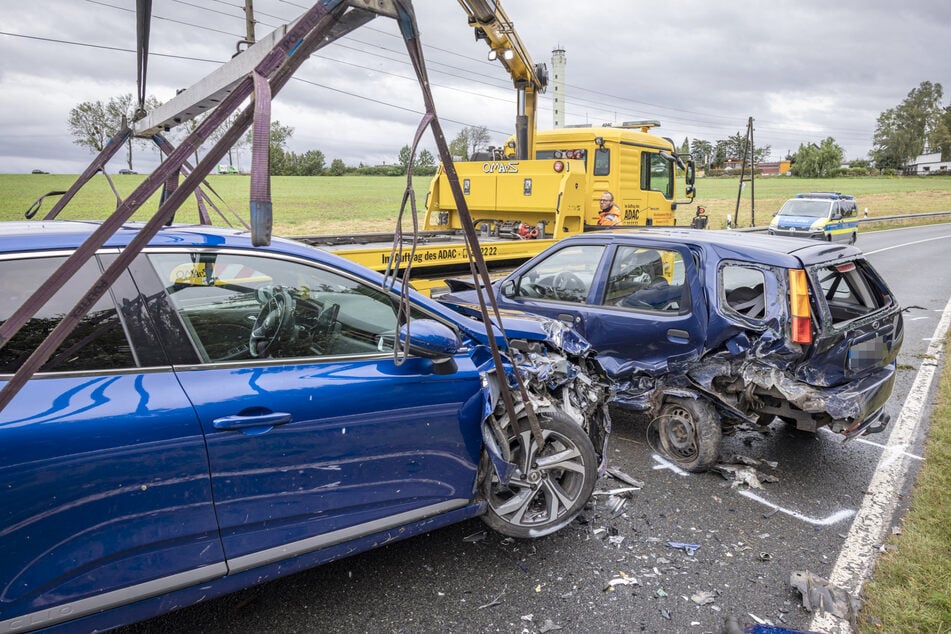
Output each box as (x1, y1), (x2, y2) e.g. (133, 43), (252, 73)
(767, 192), (859, 244)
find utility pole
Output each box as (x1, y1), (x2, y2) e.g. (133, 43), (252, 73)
(244, 0), (256, 44)
(733, 116), (756, 227)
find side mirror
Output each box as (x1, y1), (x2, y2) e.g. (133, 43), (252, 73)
(501, 279), (517, 298)
(398, 319), (460, 375)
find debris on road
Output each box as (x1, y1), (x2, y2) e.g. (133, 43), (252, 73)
(712, 462), (779, 489)
(790, 570), (861, 621)
(667, 541), (700, 556)
(690, 590), (716, 605)
(606, 466), (645, 488)
(603, 571), (639, 591)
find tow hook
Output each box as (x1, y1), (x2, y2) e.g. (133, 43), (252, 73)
(843, 412), (890, 441)
(863, 413), (890, 436)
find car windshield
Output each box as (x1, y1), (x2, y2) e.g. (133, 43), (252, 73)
(780, 199), (832, 218)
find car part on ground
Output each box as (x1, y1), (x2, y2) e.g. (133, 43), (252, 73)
(439, 228), (904, 472)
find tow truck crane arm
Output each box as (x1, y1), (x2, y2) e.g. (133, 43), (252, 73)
(458, 0), (548, 160)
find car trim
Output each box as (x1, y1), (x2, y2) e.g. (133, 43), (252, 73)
(0, 499), (470, 633)
(227, 498), (471, 574)
(0, 563), (228, 634)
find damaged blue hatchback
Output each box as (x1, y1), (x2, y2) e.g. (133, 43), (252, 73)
(0, 221), (610, 633)
(439, 228), (903, 472)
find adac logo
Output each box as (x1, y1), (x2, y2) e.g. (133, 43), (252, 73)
(482, 161), (520, 174)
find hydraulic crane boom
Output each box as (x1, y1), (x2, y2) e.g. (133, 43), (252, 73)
(457, 0), (548, 160)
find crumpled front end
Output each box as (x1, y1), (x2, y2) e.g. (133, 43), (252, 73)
(477, 318), (612, 481)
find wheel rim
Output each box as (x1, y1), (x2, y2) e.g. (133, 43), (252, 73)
(485, 428), (588, 530)
(657, 405), (699, 461)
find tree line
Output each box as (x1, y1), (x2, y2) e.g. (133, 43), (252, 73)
(69, 83), (951, 179)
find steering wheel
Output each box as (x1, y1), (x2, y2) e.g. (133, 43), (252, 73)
(553, 271), (585, 301)
(249, 286), (295, 358)
(310, 302), (339, 353)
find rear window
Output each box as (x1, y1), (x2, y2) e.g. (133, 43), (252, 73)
(812, 259), (889, 326)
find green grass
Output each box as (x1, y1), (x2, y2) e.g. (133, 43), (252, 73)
(3, 173), (951, 236)
(858, 333), (951, 633)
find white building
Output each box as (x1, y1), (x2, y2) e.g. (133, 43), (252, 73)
(906, 151), (951, 175)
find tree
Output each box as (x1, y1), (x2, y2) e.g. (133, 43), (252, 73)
(244, 120), (294, 175)
(872, 81), (944, 170)
(398, 145), (437, 175)
(398, 144), (413, 174)
(297, 149), (325, 176)
(67, 100), (111, 154)
(417, 149), (436, 170)
(717, 131), (771, 166)
(68, 93), (160, 170)
(449, 129), (469, 160)
(466, 125), (490, 157)
(680, 137), (690, 154)
(790, 137), (843, 178)
(328, 158), (347, 176)
(691, 138), (713, 171)
(931, 105), (951, 161)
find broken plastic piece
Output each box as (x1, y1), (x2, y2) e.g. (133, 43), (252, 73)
(606, 466), (645, 488)
(789, 570), (862, 621)
(667, 541), (700, 556)
(690, 590), (715, 605)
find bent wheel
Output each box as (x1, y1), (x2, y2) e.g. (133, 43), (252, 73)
(652, 397), (721, 472)
(481, 407), (597, 539)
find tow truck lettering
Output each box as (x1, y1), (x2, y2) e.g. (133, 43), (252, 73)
(381, 245), (499, 265)
(482, 161), (520, 174)
(624, 206), (640, 221)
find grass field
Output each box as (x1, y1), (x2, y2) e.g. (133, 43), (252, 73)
(4, 173), (951, 236)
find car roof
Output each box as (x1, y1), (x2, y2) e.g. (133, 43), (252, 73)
(557, 228), (861, 267)
(0, 220), (376, 275)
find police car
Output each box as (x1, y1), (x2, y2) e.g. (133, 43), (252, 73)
(767, 192), (859, 243)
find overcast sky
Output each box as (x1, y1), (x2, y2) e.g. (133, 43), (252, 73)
(1, 0), (950, 174)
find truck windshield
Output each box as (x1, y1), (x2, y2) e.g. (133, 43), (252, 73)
(780, 200), (832, 218)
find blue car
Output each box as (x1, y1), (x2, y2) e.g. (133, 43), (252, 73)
(440, 228), (903, 472)
(0, 221), (609, 633)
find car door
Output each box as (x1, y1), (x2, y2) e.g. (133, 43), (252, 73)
(145, 249), (484, 567)
(0, 255), (223, 632)
(499, 240), (705, 378)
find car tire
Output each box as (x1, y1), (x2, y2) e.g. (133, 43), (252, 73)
(481, 407), (597, 539)
(652, 397), (721, 472)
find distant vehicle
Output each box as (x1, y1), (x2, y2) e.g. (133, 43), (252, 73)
(0, 221), (609, 632)
(218, 164), (239, 174)
(30, 169), (49, 174)
(767, 192), (859, 243)
(439, 228), (904, 472)
(118, 168), (138, 175)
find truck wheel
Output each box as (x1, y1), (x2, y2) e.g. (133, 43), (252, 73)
(653, 397), (721, 472)
(481, 407), (597, 539)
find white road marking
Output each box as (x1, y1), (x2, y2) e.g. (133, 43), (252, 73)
(907, 316), (928, 321)
(738, 490), (855, 526)
(864, 234), (951, 255)
(650, 453), (690, 476)
(818, 427), (923, 461)
(811, 294), (951, 633)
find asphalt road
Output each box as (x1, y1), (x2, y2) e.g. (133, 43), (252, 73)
(121, 223), (951, 634)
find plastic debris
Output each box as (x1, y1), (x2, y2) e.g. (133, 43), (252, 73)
(667, 541), (700, 556)
(655, 588), (668, 598)
(690, 590), (715, 605)
(463, 530), (487, 543)
(730, 454), (779, 469)
(606, 466), (645, 488)
(604, 572), (639, 591)
(790, 570), (862, 621)
(539, 619), (563, 633)
(660, 608), (671, 620)
(477, 587), (506, 610)
(712, 464), (779, 489)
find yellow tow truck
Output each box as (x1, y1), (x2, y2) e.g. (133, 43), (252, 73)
(300, 0), (696, 294)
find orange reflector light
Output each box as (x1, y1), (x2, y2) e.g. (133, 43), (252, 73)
(789, 268), (812, 344)
(553, 160), (564, 173)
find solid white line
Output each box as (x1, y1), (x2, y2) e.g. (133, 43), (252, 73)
(811, 294), (951, 633)
(864, 234), (951, 256)
(651, 453), (690, 476)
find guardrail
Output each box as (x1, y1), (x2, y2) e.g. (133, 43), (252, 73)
(733, 210), (951, 233)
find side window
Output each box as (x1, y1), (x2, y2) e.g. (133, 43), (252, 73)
(514, 245), (604, 304)
(641, 152), (673, 198)
(0, 256), (136, 373)
(605, 246), (687, 312)
(593, 149), (610, 176)
(721, 264), (767, 320)
(147, 252), (417, 362)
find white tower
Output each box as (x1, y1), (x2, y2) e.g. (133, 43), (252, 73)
(551, 46), (566, 128)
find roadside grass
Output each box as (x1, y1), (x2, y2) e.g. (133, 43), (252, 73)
(3, 173), (951, 236)
(858, 332), (951, 633)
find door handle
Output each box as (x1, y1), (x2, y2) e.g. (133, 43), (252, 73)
(666, 328), (690, 342)
(212, 411), (292, 431)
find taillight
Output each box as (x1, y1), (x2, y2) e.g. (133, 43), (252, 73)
(789, 269), (812, 344)
(553, 160), (565, 173)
